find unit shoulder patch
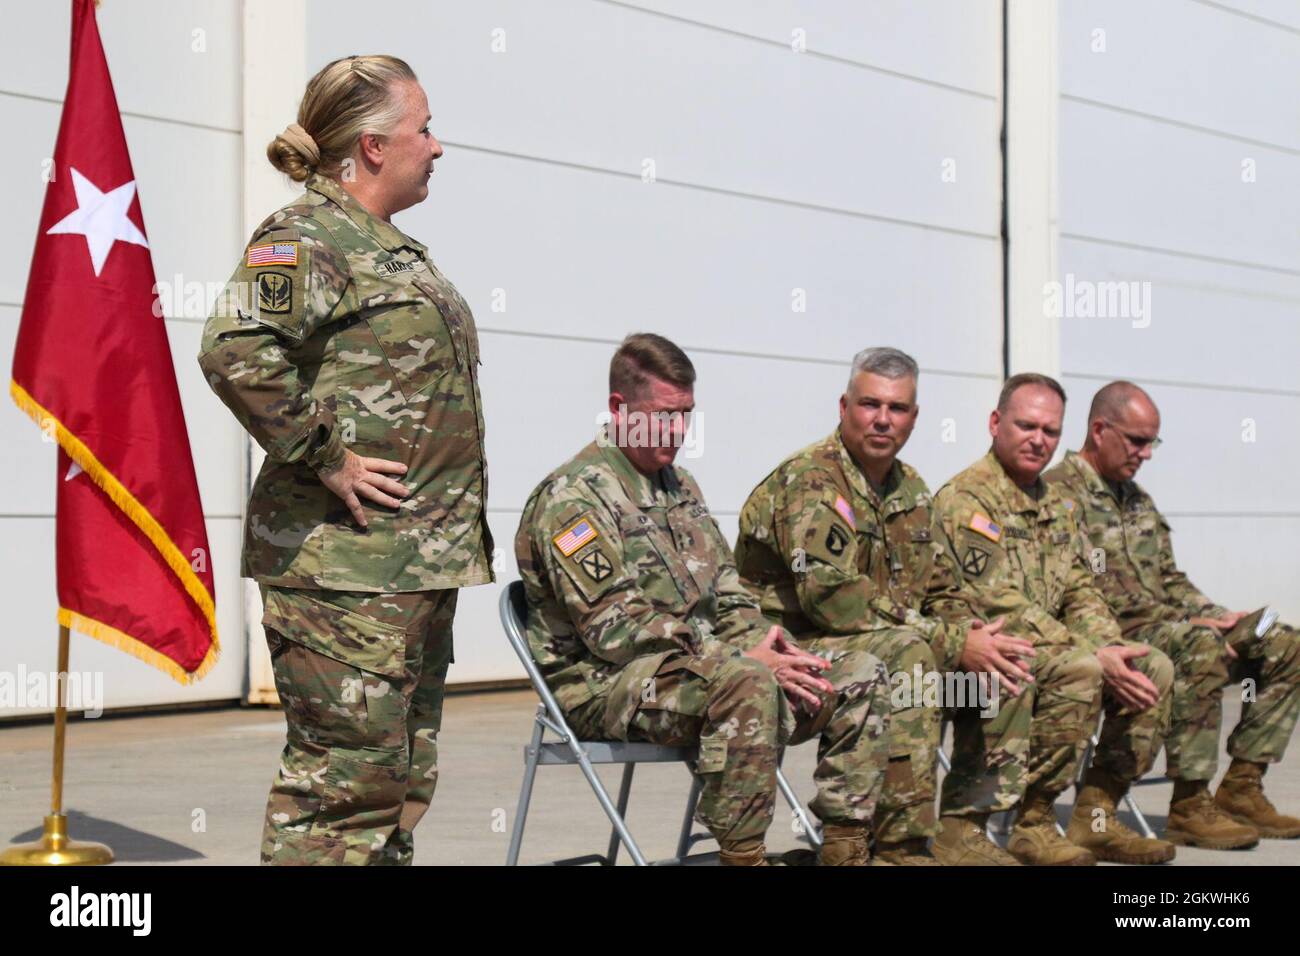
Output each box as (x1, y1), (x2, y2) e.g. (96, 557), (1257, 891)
(256, 271), (293, 314)
(961, 545), (991, 578)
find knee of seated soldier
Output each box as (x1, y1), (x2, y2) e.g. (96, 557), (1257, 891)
(826, 648), (889, 699)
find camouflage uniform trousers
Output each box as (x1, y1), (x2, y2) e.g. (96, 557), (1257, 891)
(566, 648), (890, 844)
(259, 585), (456, 865)
(1131, 620), (1300, 781)
(941, 644), (1102, 816)
(794, 628), (940, 843)
(1089, 641), (1174, 784)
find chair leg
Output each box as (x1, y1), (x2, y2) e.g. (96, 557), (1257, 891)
(776, 765), (821, 848)
(1123, 790), (1156, 838)
(675, 773), (703, 860)
(506, 707), (547, 865)
(567, 740), (649, 866)
(605, 763), (636, 865)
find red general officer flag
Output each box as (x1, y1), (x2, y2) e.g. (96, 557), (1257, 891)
(10, 0), (218, 682)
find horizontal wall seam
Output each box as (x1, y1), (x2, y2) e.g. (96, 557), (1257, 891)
(0, 89), (240, 135)
(1062, 93), (1300, 156)
(443, 139), (1001, 241)
(1063, 370), (1300, 399)
(596, 0), (1000, 101)
(1060, 233), (1300, 278)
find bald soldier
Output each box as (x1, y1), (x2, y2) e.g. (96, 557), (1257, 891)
(515, 334), (893, 866)
(934, 374), (1175, 865)
(1046, 381), (1300, 846)
(736, 347), (1029, 865)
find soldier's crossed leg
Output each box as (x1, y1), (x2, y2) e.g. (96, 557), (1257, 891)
(567, 654), (784, 845)
(943, 643), (1101, 816)
(1023, 645), (1105, 799)
(1227, 622), (1300, 767)
(799, 628), (934, 841)
(785, 646), (892, 827)
(1090, 641), (1174, 784)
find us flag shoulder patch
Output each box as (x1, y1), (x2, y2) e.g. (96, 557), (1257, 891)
(553, 516), (598, 557)
(833, 494), (856, 530)
(968, 512), (1002, 543)
(246, 242), (299, 267)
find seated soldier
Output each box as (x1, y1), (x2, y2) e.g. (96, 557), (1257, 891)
(935, 373), (1175, 866)
(514, 333), (893, 865)
(1047, 380), (1298, 846)
(735, 347), (1025, 865)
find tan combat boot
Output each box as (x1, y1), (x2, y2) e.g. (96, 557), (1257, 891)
(873, 837), (942, 866)
(718, 836), (771, 866)
(1007, 791), (1096, 866)
(817, 823), (871, 866)
(1166, 780), (1259, 850)
(1215, 760), (1300, 839)
(1067, 769), (1175, 864)
(931, 814), (1021, 865)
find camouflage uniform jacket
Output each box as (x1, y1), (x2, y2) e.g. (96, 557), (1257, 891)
(1044, 450), (1231, 634)
(934, 450), (1120, 651)
(199, 174), (493, 592)
(735, 430), (979, 671)
(515, 435), (768, 730)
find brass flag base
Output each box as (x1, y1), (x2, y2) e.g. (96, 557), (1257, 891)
(0, 813), (114, 866)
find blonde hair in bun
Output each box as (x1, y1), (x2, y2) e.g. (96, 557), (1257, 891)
(267, 54), (418, 182)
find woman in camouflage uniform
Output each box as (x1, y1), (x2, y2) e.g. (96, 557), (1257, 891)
(199, 55), (492, 865)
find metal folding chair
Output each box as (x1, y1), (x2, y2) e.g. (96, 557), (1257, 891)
(936, 726), (1062, 839)
(501, 581), (821, 865)
(1074, 733), (1159, 838)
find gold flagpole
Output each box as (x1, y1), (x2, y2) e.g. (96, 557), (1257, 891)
(0, 624), (113, 865)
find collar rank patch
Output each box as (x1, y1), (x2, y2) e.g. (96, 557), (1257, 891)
(247, 242), (299, 267)
(968, 513), (1002, 543)
(553, 517), (598, 557)
(961, 546), (991, 578)
(833, 494), (856, 529)
(579, 549), (613, 582)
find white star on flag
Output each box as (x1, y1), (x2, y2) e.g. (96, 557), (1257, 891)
(46, 167), (149, 276)
(65, 461), (83, 481)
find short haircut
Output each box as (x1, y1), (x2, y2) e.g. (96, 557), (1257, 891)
(609, 333), (696, 400)
(847, 347), (919, 391)
(997, 372), (1067, 412)
(1087, 380), (1153, 424)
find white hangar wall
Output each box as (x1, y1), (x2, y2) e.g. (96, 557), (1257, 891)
(9, 2), (1286, 712)
(1055, 0), (1300, 625)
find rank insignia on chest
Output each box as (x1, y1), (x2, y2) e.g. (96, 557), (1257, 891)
(553, 517), (598, 556)
(826, 524), (849, 557)
(961, 546), (991, 578)
(256, 272), (292, 314)
(968, 513), (1002, 543)
(578, 549), (613, 582)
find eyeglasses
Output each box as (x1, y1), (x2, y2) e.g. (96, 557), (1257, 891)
(1102, 420), (1163, 451)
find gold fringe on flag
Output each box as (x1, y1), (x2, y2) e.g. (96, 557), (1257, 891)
(10, 379), (219, 683)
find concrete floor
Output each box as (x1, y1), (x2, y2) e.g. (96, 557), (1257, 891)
(0, 690), (1296, 865)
